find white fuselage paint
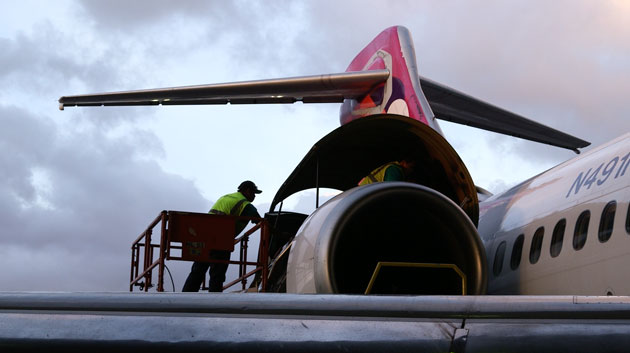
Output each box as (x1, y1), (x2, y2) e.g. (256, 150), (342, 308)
(483, 133), (630, 295)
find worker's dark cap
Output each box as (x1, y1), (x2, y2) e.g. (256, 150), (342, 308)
(238, 180), (262, 194)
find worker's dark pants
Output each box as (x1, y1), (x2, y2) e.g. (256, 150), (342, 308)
(182, 250), (231, 292)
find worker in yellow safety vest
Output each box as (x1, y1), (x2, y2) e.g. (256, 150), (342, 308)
(358, 159), (416, 185)
(182, 180), (262, 292)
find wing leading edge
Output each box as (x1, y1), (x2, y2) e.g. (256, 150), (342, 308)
(59, 69), (589, 152)
(58, 70), (390, 108)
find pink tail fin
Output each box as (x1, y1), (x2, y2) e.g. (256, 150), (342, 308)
(339, 26), (439, 132)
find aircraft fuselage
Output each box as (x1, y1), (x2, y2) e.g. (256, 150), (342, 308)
(482, 133), (630, 295)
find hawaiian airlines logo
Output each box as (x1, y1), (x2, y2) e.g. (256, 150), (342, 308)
(351, 50), (410, 118)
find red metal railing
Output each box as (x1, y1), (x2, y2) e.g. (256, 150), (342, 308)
(130, 210), (269, 292)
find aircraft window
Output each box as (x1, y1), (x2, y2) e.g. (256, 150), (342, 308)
(550, 219), (566, 258)
(493, 241), (507, 276)
(598, 201), (616, 243)
(573, 210), (590, 250)
(529, 227), (544, 264)
(510, 234), (524, 270)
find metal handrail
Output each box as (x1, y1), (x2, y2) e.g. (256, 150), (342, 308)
(130, 210), (269, 292)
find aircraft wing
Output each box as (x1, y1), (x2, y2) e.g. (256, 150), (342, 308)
(59, 69), (589, 152)
(420, 76), (590, 153)
(3, 292), (630, 352)
(58, 70), (390, 108)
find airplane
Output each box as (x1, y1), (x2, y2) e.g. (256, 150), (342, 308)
(4, 26), (630, 351)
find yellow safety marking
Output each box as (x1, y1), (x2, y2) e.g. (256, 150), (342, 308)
(364, 262), (467, 295)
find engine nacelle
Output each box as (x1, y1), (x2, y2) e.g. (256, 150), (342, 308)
(286, 182), (487, 295)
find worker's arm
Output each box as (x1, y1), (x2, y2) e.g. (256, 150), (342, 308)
(241, 203), (261, 222)
(383, 164), (404, 181)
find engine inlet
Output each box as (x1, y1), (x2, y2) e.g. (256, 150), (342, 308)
(286, 182), (487, 295)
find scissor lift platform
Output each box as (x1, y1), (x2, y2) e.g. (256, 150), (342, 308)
(130, 210), (269, 292)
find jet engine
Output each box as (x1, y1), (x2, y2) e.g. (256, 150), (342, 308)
(286, 182), (487, 295)
(267, 114), (487, 295)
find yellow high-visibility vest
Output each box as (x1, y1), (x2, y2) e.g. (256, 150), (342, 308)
(359, 162), (403, 186)
(209, 192), (250, 216)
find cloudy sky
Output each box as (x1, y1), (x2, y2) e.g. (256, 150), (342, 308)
(1, 0), (628, 292)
